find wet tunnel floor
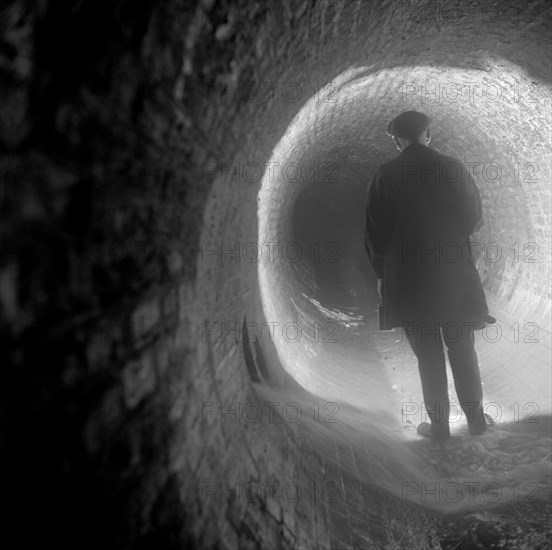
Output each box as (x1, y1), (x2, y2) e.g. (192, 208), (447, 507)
(257, 264), (551, 548)
(254, 386), (551, 549)
(255, 379), (551, 549)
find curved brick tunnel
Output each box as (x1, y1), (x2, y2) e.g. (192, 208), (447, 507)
(1, 1), (551, 549)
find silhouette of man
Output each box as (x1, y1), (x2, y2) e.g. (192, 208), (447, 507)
(364, 110), (495, 440)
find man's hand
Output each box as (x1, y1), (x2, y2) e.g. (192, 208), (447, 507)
(377, 279), (383, 301)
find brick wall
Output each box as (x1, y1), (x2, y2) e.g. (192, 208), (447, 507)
(1, 0), (550, 548)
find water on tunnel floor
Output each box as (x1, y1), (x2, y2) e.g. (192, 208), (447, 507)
(6, 1), (552, 548)
(255, 64), (552, 531)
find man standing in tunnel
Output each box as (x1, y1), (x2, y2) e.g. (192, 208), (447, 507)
(363, 110), (496, 441)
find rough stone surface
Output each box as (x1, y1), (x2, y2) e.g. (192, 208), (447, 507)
(1, 1), (550, 549)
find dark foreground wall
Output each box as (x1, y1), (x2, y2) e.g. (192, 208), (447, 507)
(1, 1), (550, 548)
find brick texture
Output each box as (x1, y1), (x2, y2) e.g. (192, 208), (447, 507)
(0, 1), (550, 549)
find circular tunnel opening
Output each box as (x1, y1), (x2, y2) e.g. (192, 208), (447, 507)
(254, 63), (552, 526)
(6, 2), (552, 548)
(257, 64), (551, 419)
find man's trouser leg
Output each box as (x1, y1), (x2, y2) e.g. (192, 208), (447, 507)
(405, 321), (450, 437)
(441, 322), (487, 433)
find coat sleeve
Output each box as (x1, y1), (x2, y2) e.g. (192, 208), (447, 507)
(455, 161), (484, 235)
(364, 168), (392, 279)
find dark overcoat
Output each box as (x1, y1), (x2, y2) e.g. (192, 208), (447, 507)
(364, 143), (491, 328)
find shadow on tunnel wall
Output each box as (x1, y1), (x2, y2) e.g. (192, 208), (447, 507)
(1, 0), (551, 548)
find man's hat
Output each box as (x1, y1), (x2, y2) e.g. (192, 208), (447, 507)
(387, 110), (431, 138)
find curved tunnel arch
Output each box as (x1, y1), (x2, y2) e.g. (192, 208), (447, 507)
(4, 1), (552, 549)
(195, 2), (552, 545)
(256, 62), (551, 403)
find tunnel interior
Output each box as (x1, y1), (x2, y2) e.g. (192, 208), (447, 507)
(2, 1), (551, 549)
(257, 64), (551, 409)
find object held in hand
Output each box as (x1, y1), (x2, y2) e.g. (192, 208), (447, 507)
(378, 304), (394, 331)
